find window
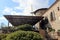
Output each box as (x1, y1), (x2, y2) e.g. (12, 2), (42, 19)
(50, 11), (56, 21)
(57, 7), (59, 11)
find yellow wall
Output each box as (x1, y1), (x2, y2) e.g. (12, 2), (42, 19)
(34, 10), (47, 29)
(35, 10), (47, 16)
(43, 0), (60, 31)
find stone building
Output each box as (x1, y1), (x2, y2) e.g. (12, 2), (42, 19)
(43, 0), (60, 31)
(33, 0), (60, 32)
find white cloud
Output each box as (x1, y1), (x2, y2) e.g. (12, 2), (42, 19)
(3, 7), (32, 16)
(12, 0), (50, 15)
(2, 7), (21, 15)
(10, 11), (20, 15)
(4, 7), (12, 13)
(12, 0), (50, 10)
(0, 17), (7, 21)
(2, 0), (50, 16)
(2, 7), (13, 14)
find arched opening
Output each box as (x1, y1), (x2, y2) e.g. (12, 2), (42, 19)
(40, 17), (52, 30)
(39, 17), (52, 39)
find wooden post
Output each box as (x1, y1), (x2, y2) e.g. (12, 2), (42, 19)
(8, 21), (9, 27)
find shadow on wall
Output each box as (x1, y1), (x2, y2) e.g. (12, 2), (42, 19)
(40, 17), (52, 30)
(39, 17), (53, 40)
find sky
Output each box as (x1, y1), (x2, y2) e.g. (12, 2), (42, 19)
(0, 0), (56, 27)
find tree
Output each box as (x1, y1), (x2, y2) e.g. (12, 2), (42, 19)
(15, 24), (33, 31)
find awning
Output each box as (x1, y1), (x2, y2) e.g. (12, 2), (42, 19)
(4, 15), (43, 26)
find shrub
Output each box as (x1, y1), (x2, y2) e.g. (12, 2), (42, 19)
(15, 24), (33, 31)
(0, 34), (7, 40)
(58, 30), (60, 32)
(49, 28), (55, 32)
(1, 27), (15, 33)
(5, 30), (43, 40)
